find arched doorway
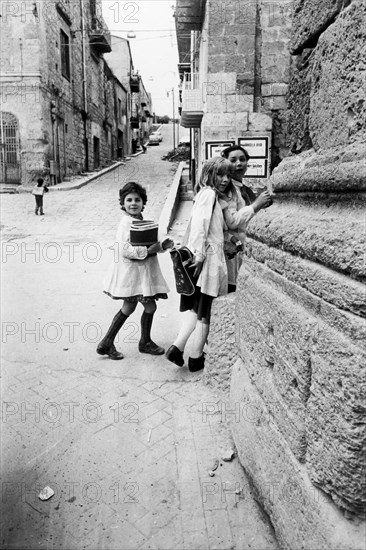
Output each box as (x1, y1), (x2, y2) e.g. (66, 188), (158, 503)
(0, 112), (21, 185)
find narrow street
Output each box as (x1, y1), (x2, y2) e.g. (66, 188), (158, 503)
(1, 125), (278, 550)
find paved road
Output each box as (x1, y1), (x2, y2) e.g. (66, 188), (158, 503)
(0, 125), (278, 550)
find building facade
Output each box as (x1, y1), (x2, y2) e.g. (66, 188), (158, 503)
(175, 0), (292, 185)
(0, 0), (141, 187)
(105, 36), (153, 154)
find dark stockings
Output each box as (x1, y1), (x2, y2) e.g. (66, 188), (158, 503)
(100, 310), (129, 348)
(139, 302), (157, 345)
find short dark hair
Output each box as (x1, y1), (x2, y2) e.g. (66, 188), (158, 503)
(37, 177), (44, 186)
(119, 181), (147, 209)
(221, 145), (250, 161)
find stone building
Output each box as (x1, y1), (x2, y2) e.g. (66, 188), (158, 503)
(105, 36), (153, 154)
(175, 0), (292, 185)
(0, 0), (140, 187)
(192, 1), (365, 548)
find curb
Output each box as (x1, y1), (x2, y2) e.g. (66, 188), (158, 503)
(158, 160), (187, 235)
(130, 150), (145, 158)
(17, 161), (126, 193)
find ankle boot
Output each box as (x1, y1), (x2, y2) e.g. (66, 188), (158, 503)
(188, 354), (205, 372)
(97, 310), (128, 359)
(96, 342), (124, 360)
(139, 312), (164, 355)
(165, 345), (184, 366)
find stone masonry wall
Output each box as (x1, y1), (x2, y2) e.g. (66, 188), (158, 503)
(200, 0), (292, 169)
(206, 0), (366, 547)
(0, 0), (122, 185)
(204, 294), (237, 393)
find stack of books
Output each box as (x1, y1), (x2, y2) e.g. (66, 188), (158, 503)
(130, 220), (159, 246)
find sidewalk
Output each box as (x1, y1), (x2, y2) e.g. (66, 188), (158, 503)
(1, 141), (279, 549)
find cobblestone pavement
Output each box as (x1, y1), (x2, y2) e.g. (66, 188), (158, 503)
(1, 126), (279, 550)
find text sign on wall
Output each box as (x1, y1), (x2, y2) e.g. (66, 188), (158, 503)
(238, 137), (269, 179)
(205, 140), (235, 160)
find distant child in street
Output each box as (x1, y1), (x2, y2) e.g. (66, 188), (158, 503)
(97, 181), (174, 360)
(32, 177), (49, 215)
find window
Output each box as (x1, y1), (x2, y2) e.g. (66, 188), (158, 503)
(118, 99), (122, 122)
(60, 30), (70, 80)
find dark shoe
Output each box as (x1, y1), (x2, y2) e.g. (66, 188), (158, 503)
(188, 355), (205, 372)
(138, 341), (164, 355)
(96, 342), (124, 360)
(165, 345), (184, 367)
(40, 212), (45, 216)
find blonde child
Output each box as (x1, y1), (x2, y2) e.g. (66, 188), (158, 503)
(97, 181), (173, 360)
(166, 157), (234, 372)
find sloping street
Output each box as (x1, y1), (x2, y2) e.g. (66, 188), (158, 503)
(1, 126), (278, 550)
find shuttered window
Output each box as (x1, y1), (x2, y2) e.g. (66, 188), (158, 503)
(60, 29), (70, 80)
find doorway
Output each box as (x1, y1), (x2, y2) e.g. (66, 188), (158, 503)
(0, 112), (21, 185)
(93, 137), (100, 170)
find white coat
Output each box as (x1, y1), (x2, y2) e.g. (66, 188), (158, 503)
(103, 213), (170, 299)
(187, 188), (227, 297)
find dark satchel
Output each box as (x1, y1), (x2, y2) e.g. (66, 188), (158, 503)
(169, 246), (195, 296)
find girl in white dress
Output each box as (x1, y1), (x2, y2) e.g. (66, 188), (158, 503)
(97, 182), (173, 360)
(166, 157), (235, 372)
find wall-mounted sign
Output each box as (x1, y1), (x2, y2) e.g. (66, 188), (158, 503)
(238, 136), (269, 178)
(238, 137), (268, 158)
(245, 159), (268, 178)
(205, 140), (235, 160)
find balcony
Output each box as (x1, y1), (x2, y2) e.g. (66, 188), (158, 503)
(175, 0), (207, 31)
(130, 116), (139, 128)
(130, 74), (140, 93)
(180, 73), (203, 128)
(89, 16), (112, 54)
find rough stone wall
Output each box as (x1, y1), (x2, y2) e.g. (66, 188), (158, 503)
(287, 0), (365, 153)
(206, 0), (366, 547)
(204, 294), (237, 393)
(199, 0), (292, 168)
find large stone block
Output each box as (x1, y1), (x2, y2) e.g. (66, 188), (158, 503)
(306, 331), (366, 514)
(271, 144), (366, 194)
(286, 51), (313, 152)
(309, 0), (366, 149)
(290, 0), (351, 54)
(236, 264), (315, 460)
(226, 94), (253, 113)
(235, 253), (365, 514)
(245, 239), (366, 319)
(231, 360), (366, 550)
(248, 112), (272, 132)
(204, 294), (237, 393)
